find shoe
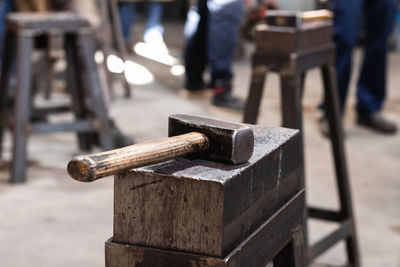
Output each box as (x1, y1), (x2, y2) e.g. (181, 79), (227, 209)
(180, 79), (211, 98)
(211, 79), (245, 111)
(356, 112), (397, 134)
(184, 79), (206, 91)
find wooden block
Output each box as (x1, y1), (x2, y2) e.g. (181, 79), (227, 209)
(106, 190), (305, 267)
(113, 126), (301, 257)
(6, 12), (90, 33)
(254, 22), (333, 55)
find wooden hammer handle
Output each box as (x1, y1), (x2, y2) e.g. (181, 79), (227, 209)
(67, 132), (209, 182)
(302, 9), (333, 22)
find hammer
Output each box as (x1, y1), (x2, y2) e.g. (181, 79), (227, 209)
(67, 114), (254, 182)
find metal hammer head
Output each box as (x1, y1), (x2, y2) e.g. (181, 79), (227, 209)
(169, 114), (254, 165)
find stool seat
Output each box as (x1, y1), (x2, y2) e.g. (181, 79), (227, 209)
(255, 21), (332, 55)
(0, 12), (116, 183)
(6, 12), (90, 33)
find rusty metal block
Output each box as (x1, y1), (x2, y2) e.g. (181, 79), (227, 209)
(112, 125), (301, 257)
(107, 190), (305, 267)
(254, 21), (333, 55)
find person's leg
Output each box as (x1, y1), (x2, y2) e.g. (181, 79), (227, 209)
(355, 0), (397, 133)
(357, 0), (397, 114)
(0, 0), (14, 58)
(207, 0), (245, 110)
(118, 2), (137, 44)
(207, 0), (244, 84)
(317, 0), (362, 136)
(184, 0), (208, 90)
(332, 0), (363, 112)
(143, 1), (164, 43)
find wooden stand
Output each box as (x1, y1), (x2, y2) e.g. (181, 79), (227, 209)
(0, 12), (116, 183)
(105, 126), (305, 266)
(243, 18), (360, 266)
(97, 0), (132, 98)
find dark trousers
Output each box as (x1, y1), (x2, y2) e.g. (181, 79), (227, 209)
(0, 0), (13, 61)
(334, 0), (397, 114)
(184, 0), (244, 84)
(118, 1), (163, 43)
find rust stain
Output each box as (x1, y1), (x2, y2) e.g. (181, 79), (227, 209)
(130, 179), (163, 191)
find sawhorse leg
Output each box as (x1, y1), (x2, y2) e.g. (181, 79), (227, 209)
(310, 63), (360, 266)
(243, 64), (268, 124)
(11, 33), (34, 183)
(107, 0), (132, 98)
(274, 226), (306, 267)
(78, 32), (115, 151)
(65, 33), (94, 151)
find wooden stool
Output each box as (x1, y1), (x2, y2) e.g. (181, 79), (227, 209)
(97, 0), (132, 98)
(243, 11), (360, 266)
(0, 12), (115, 183)
(104, 124), (305, 266)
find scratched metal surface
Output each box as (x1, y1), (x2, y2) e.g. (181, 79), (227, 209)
(6, 12), (90, 32)
(132, 126), (299, 184)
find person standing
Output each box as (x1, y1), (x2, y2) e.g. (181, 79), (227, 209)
(0, 0), (13, 62)
(183, 0), (245, 111)
(119, 1), (165, 50)
(321, 0), (398, 134)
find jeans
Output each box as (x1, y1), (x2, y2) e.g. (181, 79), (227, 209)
(118, 1), (164, 44)
(0, 0), (13, 58)
(184, 0), (244, 84)
(333, 0), (397, 114)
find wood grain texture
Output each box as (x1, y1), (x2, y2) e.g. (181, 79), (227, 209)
(254, 23), (332, 55)
(113, 126), (301, 257)
(68, 132), (209, 182)
(301, 10), (333, 22)
(106, 190), (305, 267)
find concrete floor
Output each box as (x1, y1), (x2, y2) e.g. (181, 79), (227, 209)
(0, 23), (399, 267)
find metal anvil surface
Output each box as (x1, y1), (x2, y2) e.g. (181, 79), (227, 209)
(111, 125), (301, 257)
(255, 12), (333, 55)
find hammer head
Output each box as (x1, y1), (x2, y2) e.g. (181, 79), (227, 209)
(169, 114), (254, 165)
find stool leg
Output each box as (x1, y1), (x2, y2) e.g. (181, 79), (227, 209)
(243, 65), (268, 124)
(107, 0), (132, 98)
(300, 71), (306, 98)
(321, 64), (360, 266)
(11, 34), (34, 183)
(280, 72), (304, 186)
(97, 0), (117, 99)
(273, 227), (305, 267)
(280, 72), (309, 264)
(78, 33), (114, 150)
(65, 33), (93, 151)
(0, 30), (16, 158)
(280, 73), (303, 130)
